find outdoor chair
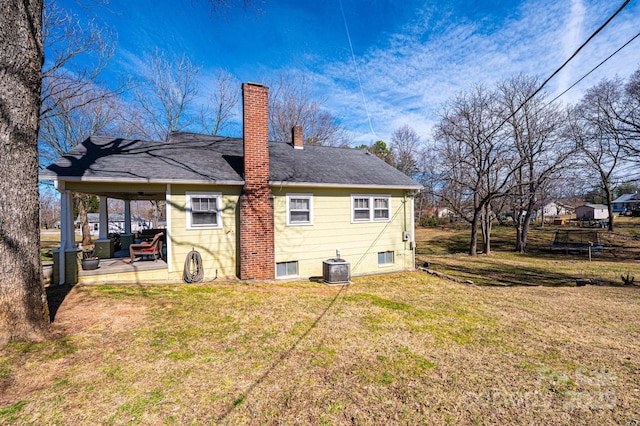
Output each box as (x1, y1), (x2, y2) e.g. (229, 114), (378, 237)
(129, 232), (164, 263)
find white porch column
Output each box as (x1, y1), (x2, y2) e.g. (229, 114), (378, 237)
(58, 189), (70, 285)
(55, 185), (77, 285)
(94, 195), (114, 258)
(124, 200), (132, 234)
(166, 184), (172, 273)
(98, 196), (108, 240)
(59, 189), (69, 251)
(119, 199), (135, 251)
(63, 190), (75, 247)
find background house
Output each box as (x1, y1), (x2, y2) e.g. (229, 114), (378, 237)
(42, 83), (421, 284)
(78, 213), (152, 235)
(534, 200), (573, 217)
(612, 192), (640, 213)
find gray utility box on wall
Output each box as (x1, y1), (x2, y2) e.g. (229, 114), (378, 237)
(323, 258), (350, 285)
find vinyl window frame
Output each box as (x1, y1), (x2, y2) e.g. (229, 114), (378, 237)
(351, 194), (391, 223)
(286, 194), (313, 226)
(378, 251), (395, 267)
(186, 192), (222, 229)
(276, 261), (299, 278)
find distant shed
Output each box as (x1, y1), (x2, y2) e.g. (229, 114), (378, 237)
(575, 204), (609, 220)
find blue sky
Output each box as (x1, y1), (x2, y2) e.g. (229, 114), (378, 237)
(58, 0), (640, 145)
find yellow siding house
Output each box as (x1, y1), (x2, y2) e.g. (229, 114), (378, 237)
(41, 83), (421, 284)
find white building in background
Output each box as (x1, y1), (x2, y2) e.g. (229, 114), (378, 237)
(575, 204), (609, 221)
(76, 213), (151, 236)
(534, 200), (574, 218)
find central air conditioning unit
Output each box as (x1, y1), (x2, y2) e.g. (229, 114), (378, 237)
(323, 258), (350, 285)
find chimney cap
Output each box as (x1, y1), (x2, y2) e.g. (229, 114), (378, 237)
(245, 82), (266, 88)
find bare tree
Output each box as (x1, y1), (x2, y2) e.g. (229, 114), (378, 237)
(38, 0), (126, 245)
(497, 74), (572, 252)
(434, 84), (517, 256)
(568, 78), (628, 232)
(618, 68), (640, 159)
(41, 83), (124, 245)
(390, 124), (421, 177)
(40, 84), (122, 163)
(39, 0), (124, 245)
(268, 72), (346, 146)
(131, 49), (201, 141)
(40, 190), (60, 230)
(0, 0), (50, 343)
(200, 70), (240, 136)
(413, 146), (438, 225)
(40, 0), (115, 124)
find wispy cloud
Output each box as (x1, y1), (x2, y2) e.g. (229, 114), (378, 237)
(307, 0), (640, 145)
(557, 0), (586, 93)
(84, 0), (640, 146)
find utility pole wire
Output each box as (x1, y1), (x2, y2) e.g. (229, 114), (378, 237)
(547, 30), (640, 106)
(486, 0), (631, 140)
(339, 0), (379, 141)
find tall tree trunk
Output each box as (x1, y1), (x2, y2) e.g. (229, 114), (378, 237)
(514, 213), (524, 252)
(519, 211), (533, 253)
(0, 0), (50, 344)
(150, 200), (161, 228)
(515, 229), (523, 252)
(469, 209), (480, 256)
(481, 204), (492, 255)
(604, 185), (615, 232)
(516, 198), (535, 253)
(74, 193), (92, 246)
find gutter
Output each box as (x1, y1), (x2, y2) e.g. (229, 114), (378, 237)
(39, 175), (423, 191)
(269, 181), (423, 191)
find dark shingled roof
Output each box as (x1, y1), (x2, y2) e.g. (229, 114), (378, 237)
(41, 132), (421, 189)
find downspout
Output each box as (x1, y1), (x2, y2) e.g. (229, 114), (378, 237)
(410, 191), (416, 270)
(403, 192), (408, 270)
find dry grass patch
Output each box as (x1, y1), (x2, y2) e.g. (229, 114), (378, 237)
(2, 274), (640, 424)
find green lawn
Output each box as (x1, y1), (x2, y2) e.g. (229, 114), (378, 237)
(3, 224), (639, 424)
(2, 271), (640, 424)
(40, 230), (64, 261)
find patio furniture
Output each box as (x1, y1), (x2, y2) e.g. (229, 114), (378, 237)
(129, 232), (164, 263)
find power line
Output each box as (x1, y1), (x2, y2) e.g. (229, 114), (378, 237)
(548, 30), (640, 106)
(488, 0), (631, 138)
(338, 0), (379, 141)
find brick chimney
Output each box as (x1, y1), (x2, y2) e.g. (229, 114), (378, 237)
(238, 83), (274, 280)
(292, 125), (304, 149)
